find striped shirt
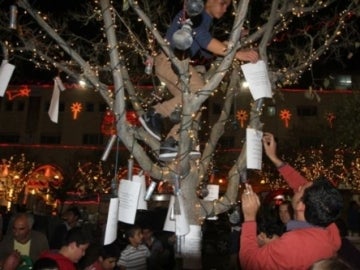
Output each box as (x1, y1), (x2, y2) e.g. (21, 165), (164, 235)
(118, 244), (150, 270)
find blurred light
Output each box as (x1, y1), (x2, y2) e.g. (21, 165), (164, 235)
(242, 81), (249, 88)
(79, 79), (87, 88)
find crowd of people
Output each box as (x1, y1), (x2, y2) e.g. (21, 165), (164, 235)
(0, 207), (177, 270)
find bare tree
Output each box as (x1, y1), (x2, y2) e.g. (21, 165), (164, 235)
(0, 0), (359, 266)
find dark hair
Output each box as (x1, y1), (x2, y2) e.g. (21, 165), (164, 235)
(63, 227), (89, 246)
(279, 201), (294, 219)
(33, 258), (59, 270)
(66, 206), (81, 219)
(303, 177), (343, 227)
(125, 225), (141, 240)
(258, 216), (284, 238)
(257, 206), (284, 238)
(99, 242), (120, 260)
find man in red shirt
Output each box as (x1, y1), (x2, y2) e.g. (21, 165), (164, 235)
(239, 132), (343, 270)
(39, 227), (89, 270)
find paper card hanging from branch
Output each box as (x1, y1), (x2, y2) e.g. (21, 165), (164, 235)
(163, 195), (175, 232)
(182, 225), (202, 269)
(203, 184), (220, 220)
(241, 60), (272, 100)
(48, 77), (65, 123)
(246, 128), (263, 170)
(104, 198), (119, 245)
(175, 193), (190, 236)
(0, 60), (15, 97)
(118, 179), (141, 224)
(133, 175), (147, 210)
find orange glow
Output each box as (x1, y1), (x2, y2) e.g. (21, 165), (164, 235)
(280, 109), (292, 128)
(71, 102), (82, 119)
(6, 85), (31, 100)
(236, 110), (249, 128)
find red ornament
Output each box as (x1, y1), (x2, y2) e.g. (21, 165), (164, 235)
(126, 110), (140, 126)
(101, 110), (117, 135)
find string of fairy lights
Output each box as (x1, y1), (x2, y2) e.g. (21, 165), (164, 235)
(2, 143), (360, 211)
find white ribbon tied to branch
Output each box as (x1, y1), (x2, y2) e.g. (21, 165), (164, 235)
(0, 60), (15, 97)
(48, 76), (66, 123)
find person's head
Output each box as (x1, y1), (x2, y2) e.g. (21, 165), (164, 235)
(142, 226), (154, 243)
(96, 242), (120, 270)
(125, 225), (143, 248)
(205, 0), (231, 19)
(302, 177), (343, 227)
(12, 212), (34, 244)
(60, 227), (89, 263)
(257, 214), (283, 247)
(63, 206), (81, 228)
(310, 257), (353, 270)
(278, 201), (294, 225)
(33, 258), (59, 270)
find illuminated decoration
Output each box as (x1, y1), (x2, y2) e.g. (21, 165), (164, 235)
(0, 154), (35, 209)
(26, 165), (63, 190)
(326, 112), (336, 128)
(25, 164), (63, 207)
(126, 110), (140, 126)
(70, 102), (82, 120)
(101, 109), (117, 135)
(6, 85), (31, 100)
(236, 110), (248, 128)
(74, 161), (116, 195)
(259, 146), (360, 191)
(279, 109), (292, 128)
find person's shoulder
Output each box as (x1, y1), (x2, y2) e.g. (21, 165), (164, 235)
(41, 251), (74, 267)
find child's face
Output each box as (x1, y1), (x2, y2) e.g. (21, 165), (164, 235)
(129, 229), (143, 247)
(100, 257), (118, 270)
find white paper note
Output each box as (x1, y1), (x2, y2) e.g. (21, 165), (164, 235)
(118, 179), (141, 224)
(104, 198), (119, 245)
(132, 175), (147, 210)
(175, 194), (190, 236)
(203, 184), (220, 220)
(246, 128), (263, 170)
(241, 60), (272, 100)
(0, 60), (15, 97)
(48, 76), (66, 123)
(182, 225), (202, 269)
(48, 79), (60, 123)
(163, 195), (175, 232)
(203, 184), (219, 201)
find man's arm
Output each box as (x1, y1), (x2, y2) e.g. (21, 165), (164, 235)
(262, 132), (307, 190)
(206, 38), (259, 62)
